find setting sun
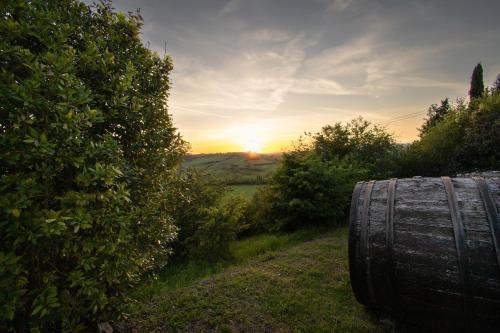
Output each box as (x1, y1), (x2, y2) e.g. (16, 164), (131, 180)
(243, 140), (261, 153)
(229, 124), (268, 153)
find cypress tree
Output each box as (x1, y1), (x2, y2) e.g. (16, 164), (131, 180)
(469, 63), (484, 99)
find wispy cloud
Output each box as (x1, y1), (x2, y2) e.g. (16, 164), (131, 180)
(314, 0), (355, 13)
(299, 30), (466, 96)
(243, 29), (292, 42)
(327, 0), (354, 12)
(219, 0), (243, 16)
(171, 33), (307, 114)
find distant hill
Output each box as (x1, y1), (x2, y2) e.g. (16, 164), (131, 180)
(182, 152), (282, 185)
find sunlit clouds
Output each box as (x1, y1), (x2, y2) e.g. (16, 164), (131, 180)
(109, 0), (500, 153)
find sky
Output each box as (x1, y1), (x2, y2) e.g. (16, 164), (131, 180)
(107, 0), (500, 153)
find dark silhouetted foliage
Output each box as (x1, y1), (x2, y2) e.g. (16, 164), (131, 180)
(461, 93), (500, 170)
(419, 98), (451, 137)
(469, 63), (484, 99)
(493, 74), (500, 94)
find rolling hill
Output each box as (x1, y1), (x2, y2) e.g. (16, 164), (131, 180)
(182, 152), (282, 185)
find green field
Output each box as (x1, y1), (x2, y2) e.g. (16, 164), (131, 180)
(126, 227), (389, 332)
(182, 152), (281, 185)
(227, 184), (263, 199)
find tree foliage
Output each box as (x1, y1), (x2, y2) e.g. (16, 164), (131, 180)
(419, 98), (450, 137)
(0, 0), (187, 331)
(461, 93), (500, 170)
(166, 170), (246, 261)
(493, 74), (500, 94)
(469, 62), (484, 99)
(397, 93), (500, 177)
(246, 118), (396, 232)
(312, 117), (398, 179)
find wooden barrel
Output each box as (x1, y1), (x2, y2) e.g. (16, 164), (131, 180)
(348, 175), (500, 332)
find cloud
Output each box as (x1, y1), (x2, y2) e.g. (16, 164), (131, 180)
(299, 30), (466, 96)
(170, 33), (307, 114)
(244, 29), (292, 42)
(314, 0), (354, 13)
(219, 0), (243, 16)
(289, 78), (353, 95)
(328, 0), (354, 12)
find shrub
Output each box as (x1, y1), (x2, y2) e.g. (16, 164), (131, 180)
(167, 170), (247, 261)
(0, 1), (186, 331)
(245, 152), (368, 232)
(243, 185), (282, 234)
(184, 197), (247, 262)
(269, 152), (367, 230)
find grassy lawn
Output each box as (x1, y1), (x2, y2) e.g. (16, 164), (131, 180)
(126, 227), (389, 332)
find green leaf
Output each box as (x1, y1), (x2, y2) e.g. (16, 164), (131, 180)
(31, 305), (44, 316)
(10, 208), (21, 218)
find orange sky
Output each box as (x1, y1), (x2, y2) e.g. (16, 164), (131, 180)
(176, 110), (425, 154)
(110, 0), (500, 154)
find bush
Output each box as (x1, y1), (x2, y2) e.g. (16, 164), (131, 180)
(167, 170), (247, 261)
(243, 185), (282, 234)
(270, 152), (366, 230)
(184, 197), (247, 262)
(0, 1), (186, 331)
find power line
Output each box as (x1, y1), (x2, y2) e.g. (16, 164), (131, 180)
(377, 111), (426, 126)
(378, 111), (423, 124)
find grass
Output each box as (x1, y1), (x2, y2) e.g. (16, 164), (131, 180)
(226, 184), (263, 199)
(130, 227), (329, 299)
(230, 227), (330, 262)
(126, 227), (390, 332)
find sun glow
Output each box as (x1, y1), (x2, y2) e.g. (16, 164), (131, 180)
(243, 140), (261, 153)
(237, 125), (265, 153)
(194, 121), (287, 154)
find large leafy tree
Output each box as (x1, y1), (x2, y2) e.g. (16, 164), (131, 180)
(312, 117), (397, 179)
(0, 0), (186, 331)
(469, 62), (484, 99)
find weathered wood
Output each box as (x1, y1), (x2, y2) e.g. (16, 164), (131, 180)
(348, 174), (500, 333)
